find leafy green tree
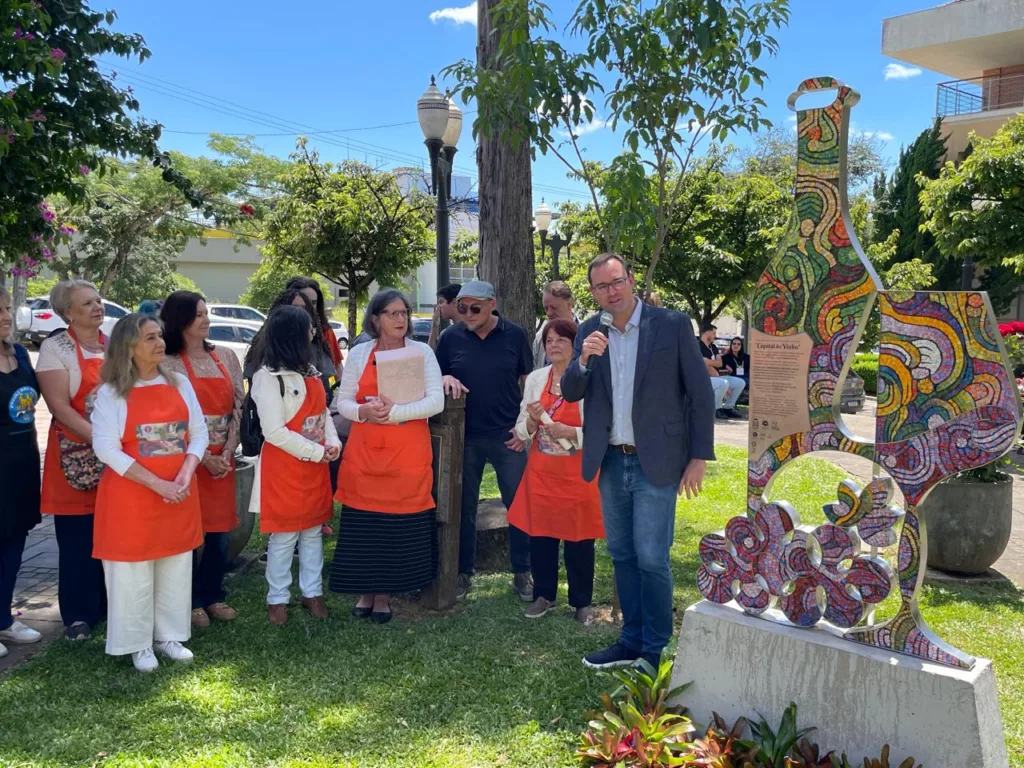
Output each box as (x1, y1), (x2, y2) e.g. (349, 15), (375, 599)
(652, 157), (789, 326)
(49, 137), (273, 305)
(444, 0), (790, 296)
(260, 140), (434, 332)
(920, 114), (1024, 313)
(872, 118), (946, 270)
(0, 0), (209, 293)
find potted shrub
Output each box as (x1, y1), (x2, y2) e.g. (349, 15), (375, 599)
(923, 458), (1014, 576)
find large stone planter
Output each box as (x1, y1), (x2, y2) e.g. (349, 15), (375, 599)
(924, 475), (1013, 576)
(227, 458), (256, 561)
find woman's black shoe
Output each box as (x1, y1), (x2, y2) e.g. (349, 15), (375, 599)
(370, 610), (392, 625)
(351, 605), (373, 619)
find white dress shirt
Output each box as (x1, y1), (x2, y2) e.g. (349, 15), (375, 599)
(607, 298), (643, 446)
(91, 374), (209, 477)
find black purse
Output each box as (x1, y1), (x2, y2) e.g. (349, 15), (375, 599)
(240, 375), (285, 457)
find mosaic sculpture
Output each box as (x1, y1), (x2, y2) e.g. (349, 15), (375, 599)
(696, 77), (1022, 670)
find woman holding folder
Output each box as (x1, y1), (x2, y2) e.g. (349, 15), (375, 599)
(329, 290), (444, 623)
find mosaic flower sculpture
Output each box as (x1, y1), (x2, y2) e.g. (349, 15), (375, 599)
(698, 502), (894, 629)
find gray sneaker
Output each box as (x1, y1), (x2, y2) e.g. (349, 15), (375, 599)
(525, 597), (556, 619)
(513, 572), (534, 602)
(574, 606), (595, 626)
(456, 574), (472, 601)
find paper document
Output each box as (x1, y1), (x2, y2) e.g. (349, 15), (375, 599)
(375, 347), (425, 404)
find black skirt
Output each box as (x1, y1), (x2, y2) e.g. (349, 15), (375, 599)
(329, 507), (437, 594)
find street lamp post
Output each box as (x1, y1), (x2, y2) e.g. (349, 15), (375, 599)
(533, 199), (570, 281)
(417, 76), (462, 302)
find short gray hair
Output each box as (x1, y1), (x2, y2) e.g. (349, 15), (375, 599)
(50, 279), (98, 322)
(362, 289), (414, 340)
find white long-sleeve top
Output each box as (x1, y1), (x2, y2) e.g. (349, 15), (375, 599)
(249, 366), (341, 514)
(335, 338), (444, 424)
(514, 365), (585, 448)
(91, 373), (209, 477)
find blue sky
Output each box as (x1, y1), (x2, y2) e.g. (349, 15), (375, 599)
(105, 0), (948, 209)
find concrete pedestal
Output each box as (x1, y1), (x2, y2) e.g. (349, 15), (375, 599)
(671, 601), (1007, 766)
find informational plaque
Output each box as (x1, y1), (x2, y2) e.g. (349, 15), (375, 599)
(375, 347), (425, 404)
(748, 329), (812, 460)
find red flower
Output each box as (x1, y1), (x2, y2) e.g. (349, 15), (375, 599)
(239, 203), (255, 216)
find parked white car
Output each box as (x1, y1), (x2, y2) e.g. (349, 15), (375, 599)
(328, 320), (349, 349)
(206, 319), (260, 368)
(208, 304), (266, 325)
(24, 296), (130, 347)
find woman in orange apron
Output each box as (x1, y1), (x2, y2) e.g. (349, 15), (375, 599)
(329, 290), (444, 624)
(35, 280), (109, 640)
(508, 319), (604, 624)
(91, 313), (208, 673)
(249, 306), (340, 626)
(160, 291), (245, 628)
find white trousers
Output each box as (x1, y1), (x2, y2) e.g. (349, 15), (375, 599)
(103, 552), (192, 656)
(711, 375), (746, 409)
(266, 525), (323, 605)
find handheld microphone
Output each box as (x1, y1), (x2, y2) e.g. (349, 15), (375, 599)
(586, 311), (615, 371)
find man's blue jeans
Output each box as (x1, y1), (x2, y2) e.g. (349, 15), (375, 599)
(459, 435), (530, 576)
(598, 448), (677, 656)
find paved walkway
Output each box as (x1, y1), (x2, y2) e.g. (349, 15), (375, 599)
(714, 398), (1024, 587)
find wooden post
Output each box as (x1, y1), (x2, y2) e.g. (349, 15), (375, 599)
(422, 394), (466, 610)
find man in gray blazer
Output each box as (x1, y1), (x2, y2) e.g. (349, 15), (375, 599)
(561, 253), (716, 671)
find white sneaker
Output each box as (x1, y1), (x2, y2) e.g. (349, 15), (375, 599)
(0, 641), (8, 658)
(154, 640), (193, 663)
(0, 620), (42, 645)
(132, 647), (159, 673)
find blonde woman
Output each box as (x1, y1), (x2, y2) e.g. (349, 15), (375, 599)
(36, 279), (107, 641)
(91, 314), (208, 672)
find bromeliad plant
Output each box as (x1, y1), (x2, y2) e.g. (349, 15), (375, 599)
(577, 660), (696, 767)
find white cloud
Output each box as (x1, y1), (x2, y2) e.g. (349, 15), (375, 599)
(884, 63), (922, 81)
(863, 130), (895, 141)
(429, 2), (477, 24)
(563, 118), (606, 138)
(787, 115), (797, 123)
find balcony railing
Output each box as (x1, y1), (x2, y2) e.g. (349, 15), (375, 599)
(937, 72), (1024, 118)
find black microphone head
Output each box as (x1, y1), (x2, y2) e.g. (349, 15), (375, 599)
(598, 311), (614, 330)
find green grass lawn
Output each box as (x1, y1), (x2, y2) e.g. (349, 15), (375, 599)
(1, 446), (1022, 766)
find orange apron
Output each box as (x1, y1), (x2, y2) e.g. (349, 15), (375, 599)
(507, 370), (605, 542)
(182, 352), (238, 533)
(258, 375), (333, 533)
(335, 347), (434, 514)
(41, 329), (104, 516)
(93, 383), (203, 561)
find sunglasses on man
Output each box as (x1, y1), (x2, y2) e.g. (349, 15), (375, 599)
(457, 303), (487, 316)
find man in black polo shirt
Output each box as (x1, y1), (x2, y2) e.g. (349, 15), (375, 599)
(436, 281), (534, 602)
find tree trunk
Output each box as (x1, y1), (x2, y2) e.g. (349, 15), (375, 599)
(476, 0), (536, 334)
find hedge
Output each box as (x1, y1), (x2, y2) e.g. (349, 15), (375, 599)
(852, 353), (878, 395)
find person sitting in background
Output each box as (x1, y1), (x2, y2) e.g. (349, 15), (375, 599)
(0, 287), (43, 657)
(532, 281), (579, 370)
(698, 324), (745, 420)
(428, 283), (462, 350)
(36, 279), (108, 641)
(721, 337), (750, 387)
(91, 313), (208, 672)
(330, 289), (444, 624)
(508, 319), (604, 624)
(160, 291), (245, 629)
(249, 306), (340, 625)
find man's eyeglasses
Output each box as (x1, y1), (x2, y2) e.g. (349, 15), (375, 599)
(457, 303), (486, 315)
(591, 277), (630, 294)
(379, 309), (409, 320)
